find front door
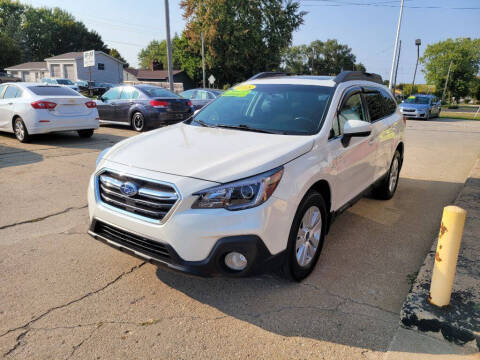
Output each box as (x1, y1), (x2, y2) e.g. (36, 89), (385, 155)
(97, 87), (121, 121)
(328, 88), (376, 208)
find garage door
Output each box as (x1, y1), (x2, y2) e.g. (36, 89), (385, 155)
(51, 64), (60, 78)
(64, 64), (74, 80)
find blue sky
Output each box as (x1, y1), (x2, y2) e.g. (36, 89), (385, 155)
(23, 0), (480, 84)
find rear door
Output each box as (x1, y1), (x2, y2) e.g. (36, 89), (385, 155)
(0, 85), (22, 130)
(328, 87), (376, 207)
(363, 87), (398, 181)
(97, 87), (121, 121)
(0, 84), (10, 129)
(116, 87), (138, 123)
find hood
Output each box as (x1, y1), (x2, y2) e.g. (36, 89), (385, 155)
(104, 123), (314, 183)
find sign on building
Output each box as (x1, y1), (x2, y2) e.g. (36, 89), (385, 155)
(83, 50), (95, 67)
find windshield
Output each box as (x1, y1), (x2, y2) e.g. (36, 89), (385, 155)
(140, 86), (179, 98)
(191, 84), (333, 135)
(404, 96), (430, 104)
(56, 79), (74, 85)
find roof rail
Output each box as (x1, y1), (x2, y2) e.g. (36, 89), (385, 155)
(334, 71), (383, 85)
(248, 72), (288, 81)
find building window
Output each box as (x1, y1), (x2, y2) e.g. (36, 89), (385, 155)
(98, 63), (105, 70)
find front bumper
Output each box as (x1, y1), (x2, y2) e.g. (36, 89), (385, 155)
(88, 218), (285, 277)
(399, 108), (429, 119)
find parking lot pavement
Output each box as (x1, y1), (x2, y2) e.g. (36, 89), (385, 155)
(1, 119), (480, 359)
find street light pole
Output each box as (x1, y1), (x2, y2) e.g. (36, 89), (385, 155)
(164, 0), (174, 92)
(393, 40), (402, 92)
(201, 33), (206, 88)
(389, 0), (405, 90)
(411, 39), (421, 95)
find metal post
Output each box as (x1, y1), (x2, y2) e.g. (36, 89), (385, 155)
(429, 206), (467, 307)
(389, 0), (405, 90)
(411, 39), (421, 95)
(393, 40), (402, 92)
(88, 66), (92, 97)
(201, 33), (206, 88)
(442, 61), (453, 103)
(164, 0), (174, 92)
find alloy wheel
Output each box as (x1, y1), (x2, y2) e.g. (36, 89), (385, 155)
(295, 206), (322, 267)
(15, 120), (25, 141)
(389, 157), (399, 193)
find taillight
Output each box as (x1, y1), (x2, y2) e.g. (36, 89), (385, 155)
(85, 101), (97, 108)
(31, 101), (56, 110)
(150, 100), (168, 108)
(187, 100), (192, 107)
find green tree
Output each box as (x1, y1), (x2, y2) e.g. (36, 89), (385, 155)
(137, 35), (182, 70)
(0, 33), (21, 68)
(282, 39), (366, 75)
(420, 38), (480, 101)
(109, 48), (129, 68)
(180, 0), (305, 87)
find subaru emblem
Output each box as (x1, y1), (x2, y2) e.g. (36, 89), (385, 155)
(120, 181), (138, 197)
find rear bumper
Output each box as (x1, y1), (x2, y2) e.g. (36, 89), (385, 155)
(88, 218), (285, 277)
(145, 109), (193, 128)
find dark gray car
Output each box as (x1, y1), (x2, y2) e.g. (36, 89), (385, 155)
(399, 94), (441, 120)
(180, 88), (223, 111)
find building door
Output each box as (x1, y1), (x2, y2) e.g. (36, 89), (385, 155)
(64, 64), (74, 80)
(51, 64), (60, 78)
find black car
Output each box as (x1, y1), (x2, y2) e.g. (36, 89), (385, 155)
(97, 84), (193, 131)
(180, 88), (223, 110)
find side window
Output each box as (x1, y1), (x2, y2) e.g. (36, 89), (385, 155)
(181, 90), (194, 99)
(102, 87), (121, 101)
(333, 92), (365, 138)
(131, 90), (139, 99)
(207, 92), (215, 100)
(120, 87), (133, 99)
(364, 91), (384, 121)
(380, 89), (397, 116)
(0, 84), (6, 98)
(3, 86), (19, 99)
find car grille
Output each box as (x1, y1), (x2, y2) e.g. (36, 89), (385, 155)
(94, 220), (171, 260)
(97, 170), (179, 222)
(402, 108), (415, 112)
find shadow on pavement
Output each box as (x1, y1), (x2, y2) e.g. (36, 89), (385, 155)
(154, 177), (465, 355)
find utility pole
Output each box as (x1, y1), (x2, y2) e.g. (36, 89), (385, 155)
(411, 39), (421, 95)
(389, 0), (405, 90)
(442, 61), (453, 103)
(164, 0), (174, 92)
(393, 40), (402, 92)
(201, 33), (206, 88)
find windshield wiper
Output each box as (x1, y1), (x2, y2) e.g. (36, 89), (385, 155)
(193, 118), (214, 127)
(215, 124), (277, 134)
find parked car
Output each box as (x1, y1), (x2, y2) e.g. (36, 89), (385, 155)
(41, 78), (80, 92)
(399, 94), (441, 120)
(0, 71), (21, 83)
(84, 81), (113, 96)
(0, 82), (99, 143)
(75, 80), (89, 92)
(96, 84), (193, 132)
(180, 88), (223, 110)
(88, 71), (404, 281)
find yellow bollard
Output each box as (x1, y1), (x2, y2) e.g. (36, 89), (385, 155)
(429, 205), (467, 307)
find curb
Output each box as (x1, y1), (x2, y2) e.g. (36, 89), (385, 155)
(400, 157), (480, 350)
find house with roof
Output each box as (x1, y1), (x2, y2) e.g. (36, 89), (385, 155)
(5, 51), (124, 84)
(123, 63), (194, 91)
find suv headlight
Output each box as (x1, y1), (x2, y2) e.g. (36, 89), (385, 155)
(96, 147), (111, 167)
(192, 167), (284, 211)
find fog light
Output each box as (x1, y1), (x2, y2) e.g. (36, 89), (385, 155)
(224, 252), (248, 271)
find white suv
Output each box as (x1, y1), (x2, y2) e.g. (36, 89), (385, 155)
(88, 71), (405, 281)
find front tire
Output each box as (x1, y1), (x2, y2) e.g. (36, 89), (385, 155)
(14, 117), (31, 143)
(77, 129), (94, 138)
(373, 150), (402, 200)
(282, 191), (327, 281)
(131, 112), (146, 132)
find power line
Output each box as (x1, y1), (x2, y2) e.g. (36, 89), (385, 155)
(300, 0), (480, 10)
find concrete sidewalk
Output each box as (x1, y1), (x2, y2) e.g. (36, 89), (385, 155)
(386, 157), (480, 358)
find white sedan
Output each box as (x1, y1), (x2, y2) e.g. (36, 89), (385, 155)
(0, 82), (99, 143)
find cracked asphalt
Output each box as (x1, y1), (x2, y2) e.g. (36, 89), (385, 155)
(1, 119), (480, 359)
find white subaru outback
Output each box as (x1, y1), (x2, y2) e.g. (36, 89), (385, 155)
(88, 71), (405, 281)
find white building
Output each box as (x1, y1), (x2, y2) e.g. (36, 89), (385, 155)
(5, 51), (124, 84)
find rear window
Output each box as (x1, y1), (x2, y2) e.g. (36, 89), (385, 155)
(28, 86), (80, 96)
(140, 86), (178, 98)
(364, 88), (397, 121)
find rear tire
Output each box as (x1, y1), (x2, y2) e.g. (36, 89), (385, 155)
(372, 150), (402, 200)
(78, 129), (94, 138)
(131, 112), (145, 132)
(14, 117), (31, 143)
(281, 191), (327, 281)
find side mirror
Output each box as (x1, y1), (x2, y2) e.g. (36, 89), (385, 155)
(342, 120), (372, 147)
